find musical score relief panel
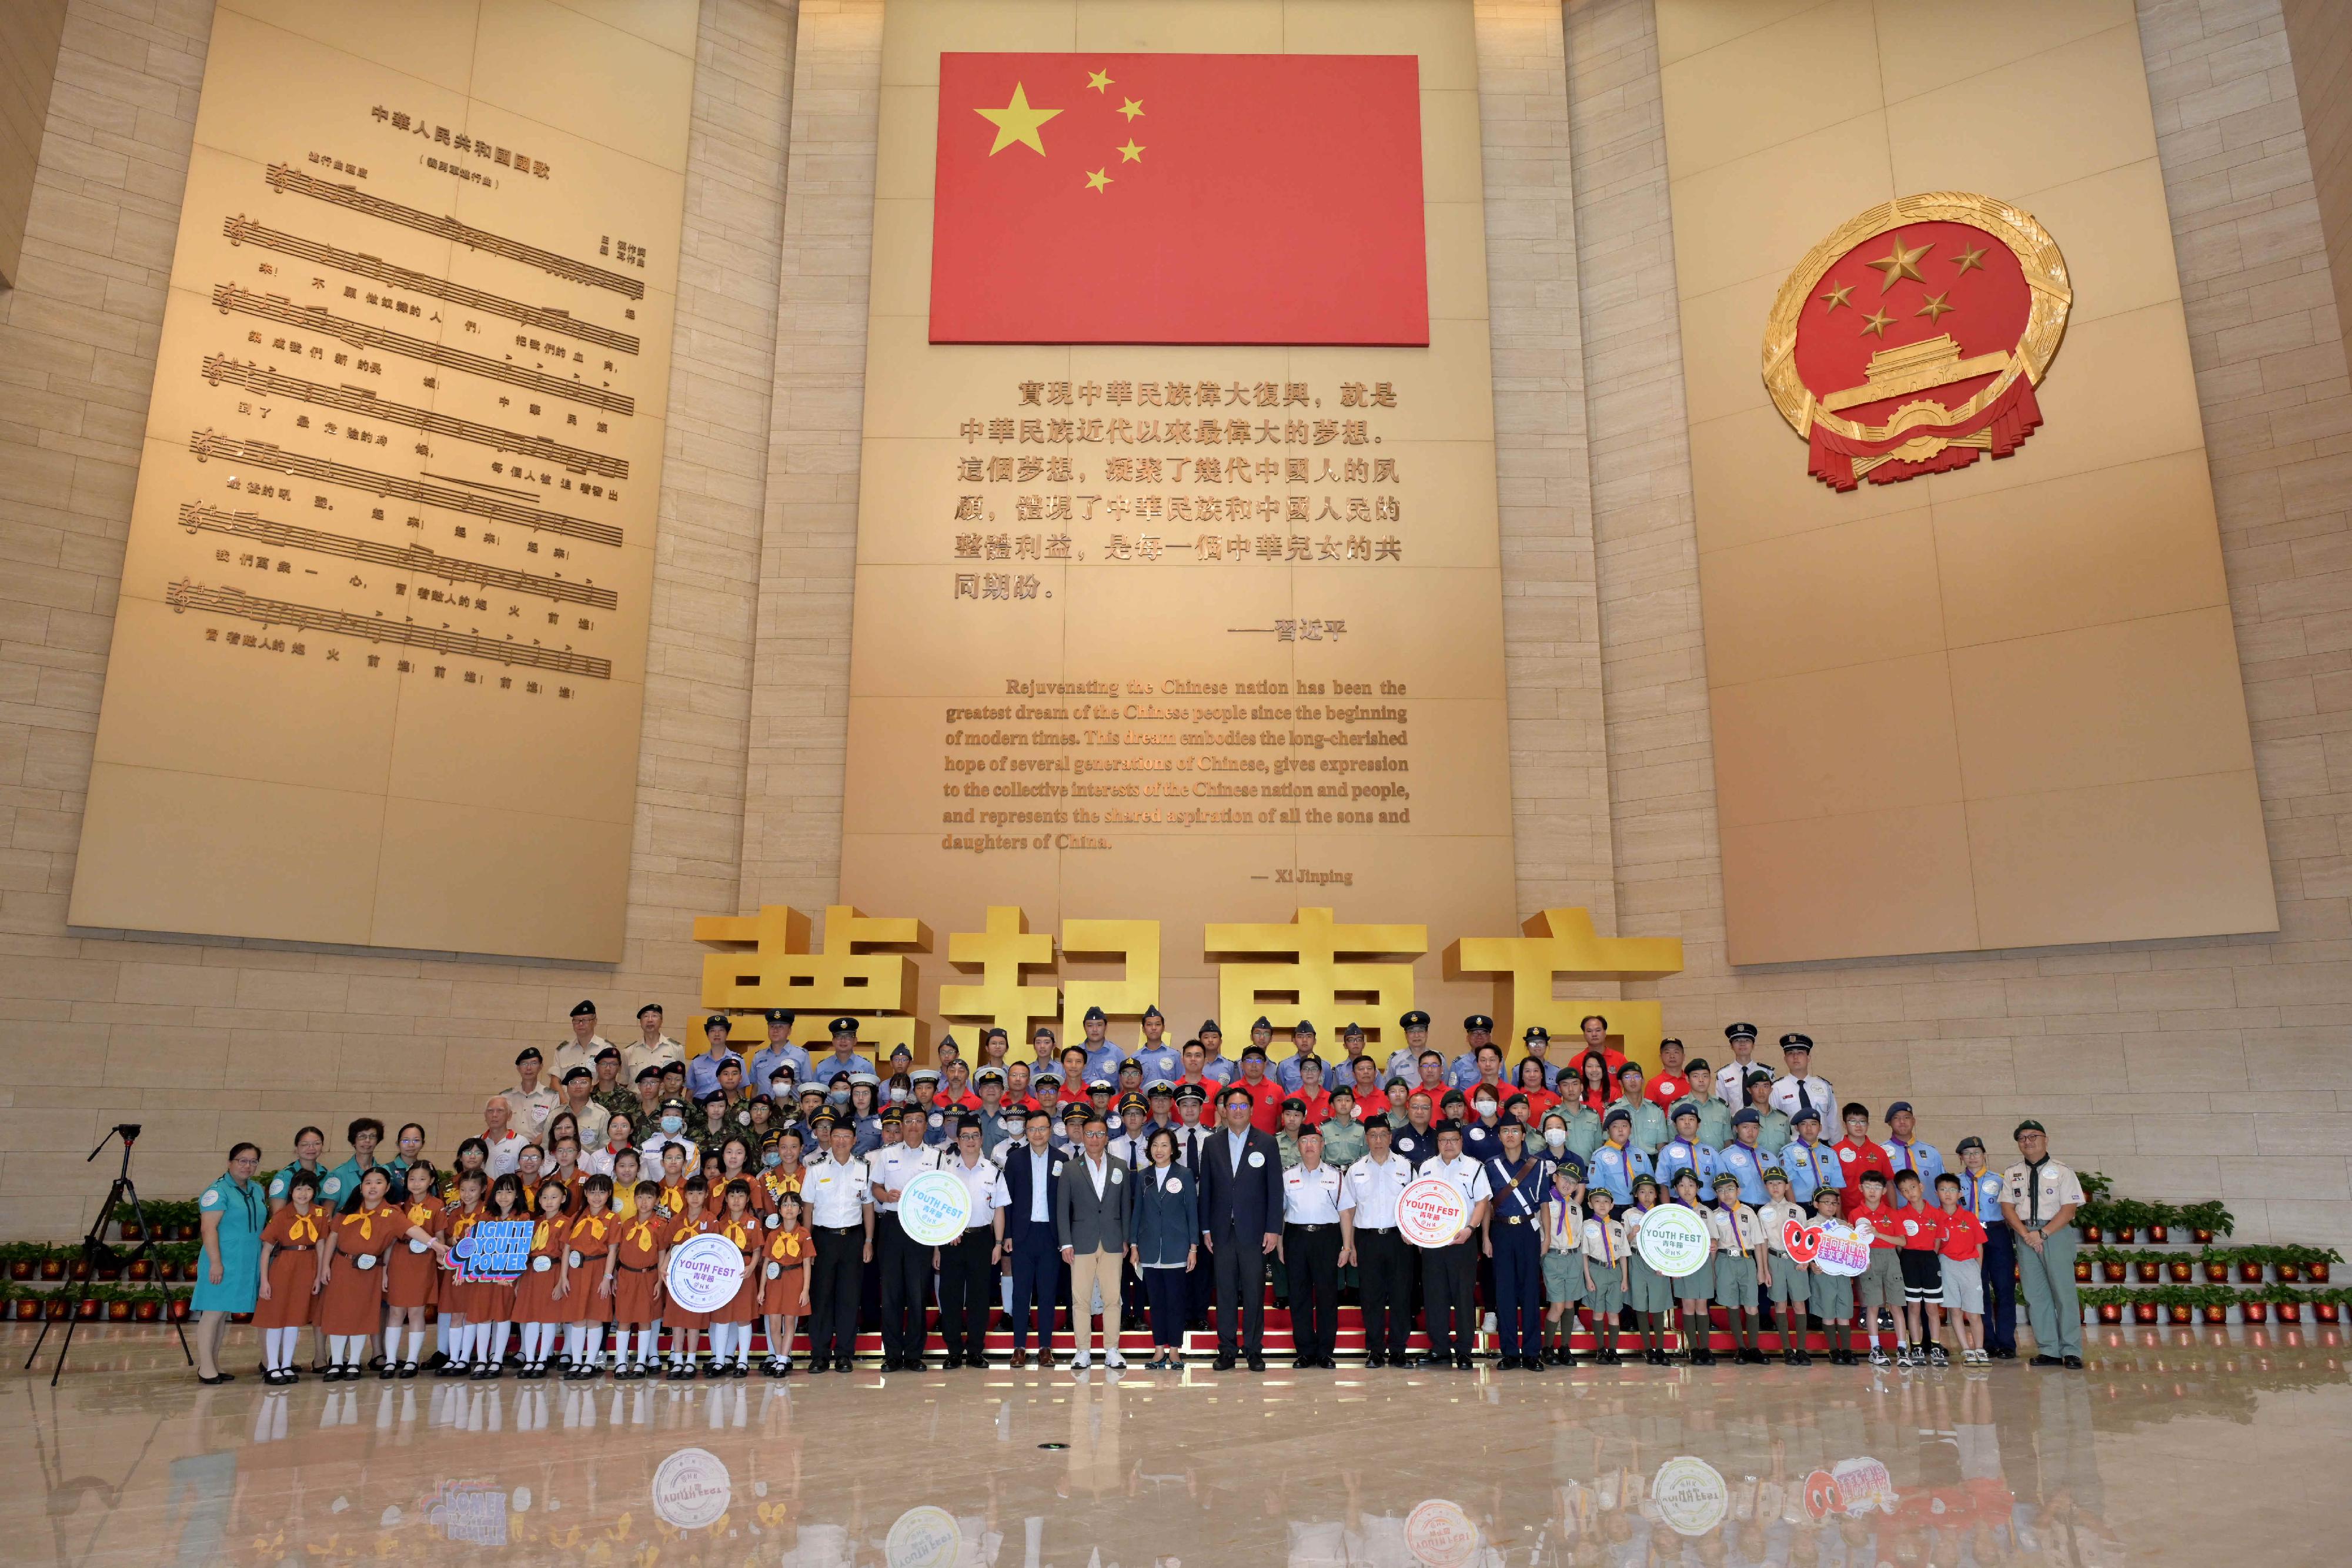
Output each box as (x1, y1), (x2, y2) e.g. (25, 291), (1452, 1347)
(69, 0), (697, 961)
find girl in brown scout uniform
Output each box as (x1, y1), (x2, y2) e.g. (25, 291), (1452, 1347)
(435, 1168), (486, 1375)
(439, 1137), (489, 1203)
(709, 1178), (763, 1376)
(463, 1173), (527, 1380)
(513, 1179), (573, 1378)
(314, 1168), (405, 1381)
(254, 1168), (326, 1385)
(560, 1173), (618, 1379)
(383, 1161), (446, 1378)
(662, 1175), (717, 1378)
(605, 1179), (667, 1379)
(759, 1190), (813, 1376)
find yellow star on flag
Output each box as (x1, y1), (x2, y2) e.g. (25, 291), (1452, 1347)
(1859, 307), (1894, 337)
(1952, 244), (1986, 276)
(977, 83), (1060, 156)
(1916, 292), (1955, 322)
(1866, 237), (1932, 290)
(1118, 96), (1145, 122)
(1086, 69), (1112, 92)
(1819, 281), (1853, 313)
(1118, 139), (1144, 163)
(1085, 168), (1112, 192)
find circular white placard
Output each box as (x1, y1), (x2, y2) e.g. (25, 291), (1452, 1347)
(1397, 1176), (1470, 1249)
(1634, 1206), (1711, 1278)
(1402, 1498), (1479, 1568)
(1652, 1456), (1730, 1536)
(663, 1232), (746, 1315)
(898, 1169), (974, 1247)
(885, 1505), (963, 1568)
(650, 1446), (731, 1531)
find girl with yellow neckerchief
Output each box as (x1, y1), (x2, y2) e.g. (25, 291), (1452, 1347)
(512, 1179), (574, 1378)
(255, 1168), (326, 1385)
(382, 1161), (449, 1378)
(709, 1179), (764, 1376)
(559, 1174), (618, 1378)
(314, 1167), (402, 1381)
(758, 1190), (813, 1376)
(605, 1181), (666, 1379)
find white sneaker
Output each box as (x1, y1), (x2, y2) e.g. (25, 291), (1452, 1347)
(1104, 1350), (1127, 1369)
(1070, 1351), (1093, 1372)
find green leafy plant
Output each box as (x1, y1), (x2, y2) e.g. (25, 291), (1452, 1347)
(2179, 1200), (2234, 1238)
(2079, 1171), (2114, 1205)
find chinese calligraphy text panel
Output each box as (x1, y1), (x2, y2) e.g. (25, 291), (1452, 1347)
(841, 0), (1518, 1034)
(68, 0), (698, 961)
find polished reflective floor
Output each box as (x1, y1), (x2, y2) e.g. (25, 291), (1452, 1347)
(5, 1325), (2348, 1566)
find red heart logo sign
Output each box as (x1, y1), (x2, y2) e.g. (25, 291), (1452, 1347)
(1783, 1215), (1824, 1263)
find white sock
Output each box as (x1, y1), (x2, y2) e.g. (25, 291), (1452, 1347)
(405, 1328), (425, 1362)
(329, 1334), (352, 1366)
(384, 1326), (402, 1362)
(493, 1322), (513, 1360)
(472, 1322), (495, 1362)
(436, 1314), (453, 1356)
(564, 1323), (584, 1362)
(582, 1325), (603, 1365)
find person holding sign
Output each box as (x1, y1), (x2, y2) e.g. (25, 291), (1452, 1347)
(939, 1115), (1011, 1369)
(1057, 1115), (1130, 1372)
(660, 1175), (717, 1379)
(1342, 1116), (1417, 1368)
(870, 1104), (943, 1372)
(1852, 1169), (1904, 1368)
(1578, 1187), (1628, 1364)
(1415, 1123), (1492, 1370)
(1809, 1186), (1860, 1364)
(1622, 1175), (1674, 1365)
(707, 1179), (764, 1376)
(1480, 1117), (1549, 1371)
(1200, 1085), (1284, 1372)
(1665, 1169), (1720, 1366)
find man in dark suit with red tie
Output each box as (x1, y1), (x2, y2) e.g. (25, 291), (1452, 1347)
(1199, 1085), (1284, 1370)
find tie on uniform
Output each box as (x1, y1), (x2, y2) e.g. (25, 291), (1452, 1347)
(1796, 1082), (1815, 1122)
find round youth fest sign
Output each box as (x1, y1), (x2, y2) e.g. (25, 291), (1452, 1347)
(1635, 1206), (1712, 1278)
(1396, 1176), (1469, 1248)
(1652, 1456), (1730, 1537)
(663, 1232), (745, 1316)
(897, 1169), (974, 1248)
(650, 1446), (731, 1531)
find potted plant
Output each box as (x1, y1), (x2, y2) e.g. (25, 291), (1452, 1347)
(2156, 1286), (2195, 1326)
(168, 1295), (190, 1323)
(118, 1212), (143, 1242)
(2196, 1286), (2234, 1326)
(2238, 1247), (2269, 1285)
(2180, 1200), (2234, 1245)
(2274, 1288), (2304, 1325)
(2076, 1201), (2106, 1245)
(67, 1251), (93, 1283)
(11, 1293), (38, 1322)
(2242, 1293), (2270, 1325)
(126, 1253), (153, 1282)
(2314, 1289), (2344, 1326)
(104, 1288), (133, 1323)
(38, 1246), (64, 1282)
(2082, 1287), (2125, 1325)
(2297, 1246), (2338, 1285)
(2132, 1292), (2161, 1325)
(42, 1294), (68, 1321)
(2167, 1253), (2194, 1283)
(74, 1289), (105, 1320)
(131, 1289), (163, 1323)
(2133, 1252), (2162, 1285)
(2146, 1202), (2173, 1245)
(2074, 1253), (2094, 1284)
(2203, 1249), (2234, 1284)
(2092, 1247), (2128, 1285)
(2107, 1199), (2145, 1245)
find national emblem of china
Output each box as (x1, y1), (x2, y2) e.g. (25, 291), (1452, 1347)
(1763, 192), (2071, 490)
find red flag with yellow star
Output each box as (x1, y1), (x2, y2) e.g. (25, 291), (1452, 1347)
(929, 52), (1428, 345)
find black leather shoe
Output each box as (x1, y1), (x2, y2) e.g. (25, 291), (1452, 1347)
(2062, 1355), (2084, 1369)
(1247, 1355), (1268, 1372)
(1212, 1355), (1237, 1372)
(1454, 1357), (1474, 1371)
(2030, 1354), (2063, 1367)
(1365, 1353), (1385, 1369)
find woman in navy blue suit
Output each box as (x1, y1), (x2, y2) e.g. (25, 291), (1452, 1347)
(1127, 1128), (1199, 1369)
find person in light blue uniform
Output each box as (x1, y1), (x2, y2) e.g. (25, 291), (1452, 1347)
(1718, 1108), (1773, 1205)
(1957, 1134), (2017, 1358)
(1132, 1005), (1183, 1084)
(1879, 1101), (1945, 1209)
(685, 1014), (745, 1104)
(1272, 1018), (1325, 1093)
(747, 1009), (809, 1095)
(1076, 1005), (1124, 1084)
(1194, 1019), (1237, 1085)
(1480, 1117), (1552, 1369)
(1653, 1103), (1720, 1195)
(1442, 1015), (1497, 1092)
(1778, 1106), (1842, 1210)
(1585, 1108), (1654, 1205)
(193, 1142), (266, 1383)
(1384, 1010), (1432, 1084)
(809, 1017), (876, 1086)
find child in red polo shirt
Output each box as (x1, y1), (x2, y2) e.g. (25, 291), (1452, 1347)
(1933, 1169), (1989, 1363)
(1892, 1169), (1946, 1366)
(1853, 1170), (1905, 1366)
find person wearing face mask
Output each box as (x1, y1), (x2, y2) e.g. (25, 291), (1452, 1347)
(639, 1098), (693, 1169)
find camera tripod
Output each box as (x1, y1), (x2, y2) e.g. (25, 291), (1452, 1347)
(24, 1124), (192, 1386)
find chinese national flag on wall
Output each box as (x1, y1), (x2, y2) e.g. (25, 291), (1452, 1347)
(928, 52), (1428, 346)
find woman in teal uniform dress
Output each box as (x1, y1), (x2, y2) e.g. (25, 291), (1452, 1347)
(192, 1142), (266, 1383)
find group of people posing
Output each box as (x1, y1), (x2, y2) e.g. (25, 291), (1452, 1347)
(182, 1002), (2093, 1384)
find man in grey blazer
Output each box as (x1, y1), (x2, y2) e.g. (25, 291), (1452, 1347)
(1057, 1114), (1132, 1370)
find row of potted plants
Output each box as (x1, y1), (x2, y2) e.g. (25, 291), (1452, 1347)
(2077, 1285), (2352, 1325)
(2076, 1245), (2340, 1285)
(0, 1242), (203, 1283)
(111, 1201), (203, 1242)
(0, 1282), (189, 1323)
(2073, 1196), (2236, 1245)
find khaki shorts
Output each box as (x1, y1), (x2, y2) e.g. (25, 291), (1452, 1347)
(1713, 1253), (1759, 1310)
(1810, 1268), (1855, 1322)
(1542, 1251), (1586, 1305)
(1767, 1259), (1808, 1305)
(1940, 1255), (1983, 1314)
(1858, 1248), (1905, 1310)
